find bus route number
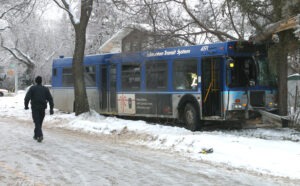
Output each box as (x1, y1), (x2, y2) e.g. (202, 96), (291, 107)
(200, 46), (209, 51)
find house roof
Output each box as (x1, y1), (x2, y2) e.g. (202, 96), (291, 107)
(99, 24), (152, 54)
(99, 27), (133, 53)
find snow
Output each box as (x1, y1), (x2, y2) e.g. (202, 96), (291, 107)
(1, 91), (300, 180)
(0, 19), (9, 29)
(294, 14), (300, 40)
(68, 1), (80, 24)
(53, 0), (80, 24)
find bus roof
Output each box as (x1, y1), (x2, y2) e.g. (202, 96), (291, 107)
(53, 41), (261, 66)
(109, 41), (259, 62)
(52, 53), (114, 67)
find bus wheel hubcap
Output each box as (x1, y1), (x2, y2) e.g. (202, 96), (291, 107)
(186, 110), (194, 124)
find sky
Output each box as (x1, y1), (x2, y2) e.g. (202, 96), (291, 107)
(46, 0), (80, 24)
(41, 1), (64, 21)
(0, 90), (300, 180)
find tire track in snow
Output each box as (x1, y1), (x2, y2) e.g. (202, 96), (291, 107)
(0, 161), (45, 186)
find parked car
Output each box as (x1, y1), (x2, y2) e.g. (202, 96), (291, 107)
(0, 88), (8, 97)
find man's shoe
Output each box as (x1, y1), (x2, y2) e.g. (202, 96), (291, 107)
(33, 136), (37, 140)
(37, 136), (43, 142)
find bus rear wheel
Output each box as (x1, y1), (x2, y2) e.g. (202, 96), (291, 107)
(184, 103), (199, 131)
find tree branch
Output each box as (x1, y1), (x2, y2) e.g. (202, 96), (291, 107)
(52, 0), (77, 25)
(0, 35), (35, 68)
(0, 26), (10, 32)
(226, 0), (242, 39)
(0, 0), (37, 22)
(251, 15), (298, 42)
(182, 0), (237, 41)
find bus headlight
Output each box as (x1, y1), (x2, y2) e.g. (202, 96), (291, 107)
(268, 102), (278, 108)
(232, 103), (243, 110)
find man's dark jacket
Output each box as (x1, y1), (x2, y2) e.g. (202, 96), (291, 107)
(25, 85), (54, 110)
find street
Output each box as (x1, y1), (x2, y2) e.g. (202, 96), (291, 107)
(0, 117), (298, 185)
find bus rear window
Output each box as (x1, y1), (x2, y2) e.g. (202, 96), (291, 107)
(52, 68), (57, 76)
(62, 68), (73, 87)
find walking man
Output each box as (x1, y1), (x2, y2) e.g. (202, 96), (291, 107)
(25, 76), (54, 142)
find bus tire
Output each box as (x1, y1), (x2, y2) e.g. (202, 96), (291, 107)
(184, 103), (199, 131)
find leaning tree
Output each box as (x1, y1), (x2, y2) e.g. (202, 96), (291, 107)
(234, 0), (300, 115)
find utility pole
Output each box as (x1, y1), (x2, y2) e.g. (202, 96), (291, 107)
(9, 63), (18, 93)
(14, 63), (18, 93)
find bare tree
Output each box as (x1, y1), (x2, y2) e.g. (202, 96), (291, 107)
(0, 0), (38, 85)
(53, 0), (93, 115)
(86, 0), (127, 54)
(0, 35), (35, 74)
(0, 0), (36, 21)
(111, 0), (250, 45)
(0, 1), (70, 87)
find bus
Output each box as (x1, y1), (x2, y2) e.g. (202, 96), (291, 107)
(52, 41), (277, 130)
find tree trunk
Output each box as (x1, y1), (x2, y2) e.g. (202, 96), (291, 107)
(268, 41), (286, 115)
(72, 0), (93, 116)
(53, 0), (93, 115)
(268, 30), (298, 115)
(73, 24), (90, 115)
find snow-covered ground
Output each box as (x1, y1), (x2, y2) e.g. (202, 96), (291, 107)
(1, 91), (300, 180)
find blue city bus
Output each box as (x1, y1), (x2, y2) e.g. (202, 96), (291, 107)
(52, 41), (277, 130)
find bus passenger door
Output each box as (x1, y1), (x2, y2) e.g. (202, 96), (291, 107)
(99, 64), (117, 113)
(201, 57), (222, 118)
(100, 65), (108, 112)
(109, 64), (117, 113)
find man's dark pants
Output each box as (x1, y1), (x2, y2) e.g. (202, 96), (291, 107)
(31, 108), (45, 138)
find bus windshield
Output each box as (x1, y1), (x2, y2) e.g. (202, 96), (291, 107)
(226, 56), (276, 88)
(226, 57), (256, 87)
(255, 56), (276, 87)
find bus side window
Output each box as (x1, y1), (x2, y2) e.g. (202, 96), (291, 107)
(173, 59), (197, 90)
(84, 66), (96, 87)
(122, 63), (141, 91)
(146, 61), (167, 90)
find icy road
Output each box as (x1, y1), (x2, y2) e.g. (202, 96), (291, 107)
(0, 118), (298, 186)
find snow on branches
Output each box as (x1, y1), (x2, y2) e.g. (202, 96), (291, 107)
(294, 14), (300, 40)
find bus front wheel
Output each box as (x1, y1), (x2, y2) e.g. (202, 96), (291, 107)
(184, 103), (199, 131)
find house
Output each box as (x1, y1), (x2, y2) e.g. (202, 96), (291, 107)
(99, 24), (179, 54)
